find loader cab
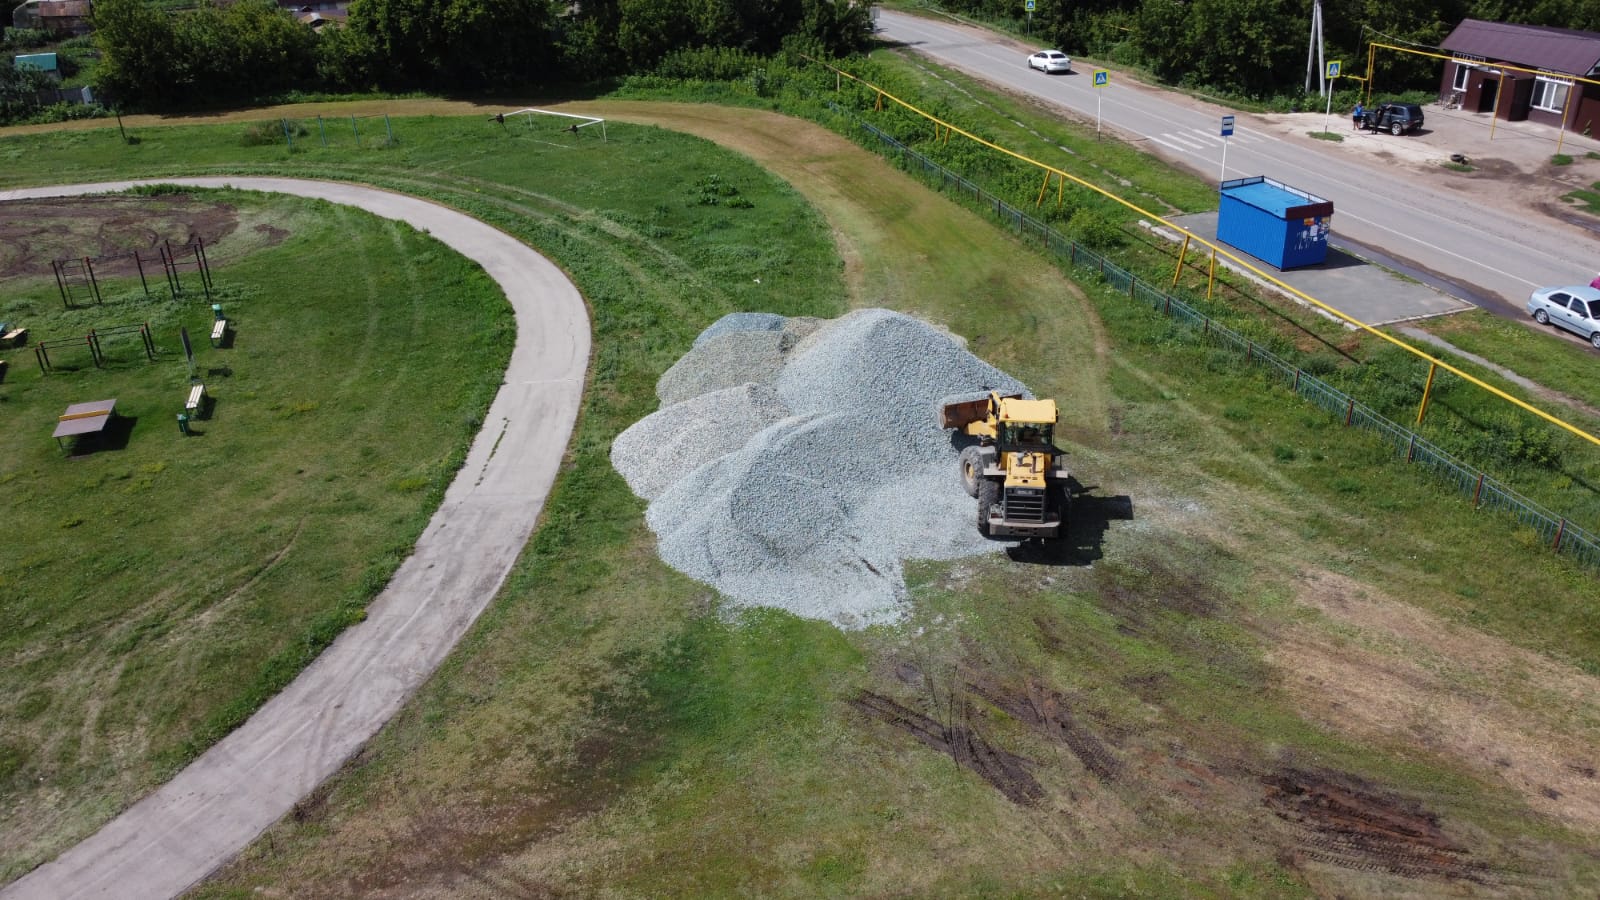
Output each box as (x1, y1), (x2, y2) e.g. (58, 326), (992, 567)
(1000, 421), (1054, 450)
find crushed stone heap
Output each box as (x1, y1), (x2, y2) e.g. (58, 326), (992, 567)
(610, 308), (1030, 629)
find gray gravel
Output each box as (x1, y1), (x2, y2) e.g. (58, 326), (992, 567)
(613, 308), (1030, 628)
(612, 382), (792, 500)
(656, 331), (787, 407)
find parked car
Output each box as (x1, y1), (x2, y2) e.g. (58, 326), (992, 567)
(1527, 284), (1600, 348)
(1027, 50), (1072, 74)
(1361, 102), (1425, 135)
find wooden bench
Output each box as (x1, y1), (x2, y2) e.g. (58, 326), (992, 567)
(210, 319), (228, 347)
(185, 383), (207, 415)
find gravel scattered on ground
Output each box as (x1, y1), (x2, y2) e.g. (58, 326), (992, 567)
(612, 308), (1031, 628)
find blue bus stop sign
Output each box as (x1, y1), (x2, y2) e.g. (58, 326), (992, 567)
(1221, 114), (1235, 137)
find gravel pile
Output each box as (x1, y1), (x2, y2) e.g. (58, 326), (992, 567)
(611, 308), (1032, 629)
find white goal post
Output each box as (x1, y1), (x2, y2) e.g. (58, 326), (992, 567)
(494, 108), (607, 143)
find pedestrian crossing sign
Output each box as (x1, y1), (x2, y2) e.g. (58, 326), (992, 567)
(1326, 60), (1341, 79)
(1093, 70), (1108, 87)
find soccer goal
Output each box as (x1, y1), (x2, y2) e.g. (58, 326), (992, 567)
(491, 108), (608, 144)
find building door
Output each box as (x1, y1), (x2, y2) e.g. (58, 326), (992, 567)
(1478, 78), (1498, 113)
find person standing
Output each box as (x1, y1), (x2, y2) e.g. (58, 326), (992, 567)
(1351, 102), (1365, 130)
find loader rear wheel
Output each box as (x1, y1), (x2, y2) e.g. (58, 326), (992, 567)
(959, 446), (984, 498)
(977, 479), (998, 537)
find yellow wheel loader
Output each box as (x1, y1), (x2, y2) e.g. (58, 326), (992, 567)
(939, 391), (1070, 539)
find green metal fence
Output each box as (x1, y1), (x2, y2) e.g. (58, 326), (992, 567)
(843, 110), (1600, 569)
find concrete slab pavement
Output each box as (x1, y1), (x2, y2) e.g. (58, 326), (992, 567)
(0, 179), (589, 900)
(1163, 210), (1475, 327)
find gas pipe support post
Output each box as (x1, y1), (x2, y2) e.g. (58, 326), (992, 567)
(1170, 234), (1190, 287)
(1417, 362), (1438, 424)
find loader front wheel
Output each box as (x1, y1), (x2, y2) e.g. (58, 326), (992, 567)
(977, 479), (998, 537)
(959, 446), (984, 498)
(1051, 482), (1072, 533)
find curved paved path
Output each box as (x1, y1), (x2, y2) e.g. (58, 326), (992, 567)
(0, 178), (590, 899)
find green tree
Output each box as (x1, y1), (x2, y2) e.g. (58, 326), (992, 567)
(92, 0), (181, 109)
(348, 0), (553, 89)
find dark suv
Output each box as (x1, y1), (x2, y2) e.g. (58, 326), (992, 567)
(1362, 102), (1424, 135)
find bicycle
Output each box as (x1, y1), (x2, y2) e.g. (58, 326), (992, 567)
(1442, 90), (1463, 110)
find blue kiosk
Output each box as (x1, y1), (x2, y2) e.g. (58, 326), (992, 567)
(1217, 176), (1333, 270)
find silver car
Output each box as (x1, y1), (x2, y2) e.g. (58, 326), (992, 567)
(1527, 284), (1600, 348)
(1027, 50), (1073, 74)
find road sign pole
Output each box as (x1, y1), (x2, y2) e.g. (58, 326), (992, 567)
(1218, 115), (1234, 184)
(1097, 92), (1102, 138)
(1323, 89), (1333, 134)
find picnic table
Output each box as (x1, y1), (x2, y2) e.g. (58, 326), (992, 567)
(53, 398), (117, 450)
(1, 326), (25, 348)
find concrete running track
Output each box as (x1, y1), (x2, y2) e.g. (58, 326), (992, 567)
(0, 178), (590, 899)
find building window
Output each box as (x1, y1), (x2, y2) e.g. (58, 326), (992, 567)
(1452, 62), (1473, 92)
(1533, 76), (1572, 112)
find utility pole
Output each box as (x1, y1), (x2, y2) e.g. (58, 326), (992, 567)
(1304, 0), (1326, 96)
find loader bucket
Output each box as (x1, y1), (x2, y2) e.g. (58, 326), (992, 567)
(939, 397), (991, 430)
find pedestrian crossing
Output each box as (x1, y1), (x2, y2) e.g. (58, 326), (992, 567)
(1149, 126), (1268, 155)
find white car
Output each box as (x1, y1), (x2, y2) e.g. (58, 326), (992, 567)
(1527, 284), (1600, 348)
(1027, 50), (1073, 74)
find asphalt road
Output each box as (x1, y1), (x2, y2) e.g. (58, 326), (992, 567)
(0, 178), (589, 900)
(877, 10), (1600, 311)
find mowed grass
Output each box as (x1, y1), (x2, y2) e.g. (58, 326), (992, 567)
(0, 190), (512, 879)
(3, 100), (1600, 895)
(0, 112), (851, 882)
(21, 107), (1563, 896)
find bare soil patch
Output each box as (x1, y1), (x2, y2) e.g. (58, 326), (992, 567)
(0, 195), (272, 280)
(1273, 569), (1600, 834)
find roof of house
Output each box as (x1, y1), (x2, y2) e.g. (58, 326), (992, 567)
(36, 0), (92, 18)
(1441, 18), (1600, 76)
(15, 52), (58, 71)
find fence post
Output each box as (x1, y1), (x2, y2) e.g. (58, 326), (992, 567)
(1247, 341), (1253, 362)
(1294, 369), (1301, 391)
(36, 343), (47, 374)
(53, 259), (70, 309)
(1345, 398), (1355, 426)
(1473, 472), (1484, 508)
(1203, 317), (1210, 337)
(1554, 519), (1567, 550)
(134, 250), (150, 296)
(85, 257), (102, 304)
(1406, 433), (1416, 462)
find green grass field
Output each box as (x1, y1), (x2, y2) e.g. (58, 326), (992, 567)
(2, 85), (1599, 896)
(0, 189), (513, 879)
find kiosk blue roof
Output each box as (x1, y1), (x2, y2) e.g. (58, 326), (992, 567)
(1221, 177), (1331, 218)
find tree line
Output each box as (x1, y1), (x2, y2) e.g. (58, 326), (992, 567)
(987, 0), (1600, 100)
(89, 0), (874, 110)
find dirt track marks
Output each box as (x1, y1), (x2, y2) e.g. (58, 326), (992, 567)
(850, 691), (1044, 805)
(1263, 767), (1502, 885)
